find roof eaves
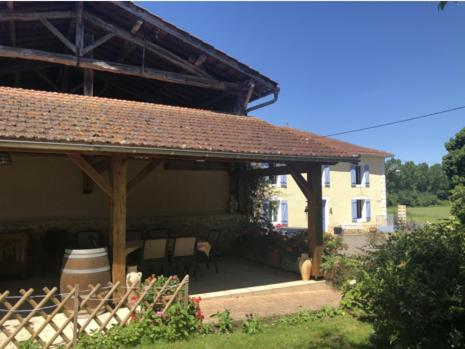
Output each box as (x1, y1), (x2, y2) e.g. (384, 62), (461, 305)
(0, 139), (360, 164)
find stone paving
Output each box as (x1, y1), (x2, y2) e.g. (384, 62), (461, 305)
(200, 288), (341, 321)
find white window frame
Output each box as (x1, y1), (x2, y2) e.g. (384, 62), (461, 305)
(353, 197), (369, 223)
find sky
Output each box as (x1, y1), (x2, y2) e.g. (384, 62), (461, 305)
(138, 1), (465, 165)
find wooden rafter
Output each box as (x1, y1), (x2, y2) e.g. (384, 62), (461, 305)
(288, 165), (312, 200)
(83, 12), (211, 78)
(68, 154), (112, 198)
(127, 159), (162, 193)
(39, 17), (77, 54)
(112, 1), (278, 93)
(0, 44), (241, 93)
(82, 32), (115, 56)
(0, 11), (74, 22)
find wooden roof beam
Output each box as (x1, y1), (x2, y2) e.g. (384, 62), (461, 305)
(0, 11), (74, 22)
(83, 11), (211, 78)
(112, 1), (278, 94)
(0, 44), (242, 93)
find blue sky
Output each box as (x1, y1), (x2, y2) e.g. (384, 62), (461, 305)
(139, 1), (465, 164)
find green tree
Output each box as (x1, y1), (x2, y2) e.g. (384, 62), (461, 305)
(443, 127), (465, 223)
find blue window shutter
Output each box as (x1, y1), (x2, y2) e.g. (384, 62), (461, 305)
(280, 175), (287, 188)
(351, 199), (357, 222)
(366, 199), (371, 222)
(323, 166), (330, 187)
(280, 200), (288, 225)
(350, 165), (356, 187)
(364, 165), (370, 187)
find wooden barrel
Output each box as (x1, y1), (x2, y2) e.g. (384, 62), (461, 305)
(60, 248), (111, 310)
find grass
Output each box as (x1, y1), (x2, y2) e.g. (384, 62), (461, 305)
(388, 204), (451, 224)
(140, 316), (372, 349)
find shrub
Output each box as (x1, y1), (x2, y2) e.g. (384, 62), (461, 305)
(241, 313), (263, 334)
(211, 309), (234, 334)
(321, 233), (360, 288)
(76, 297), (203, 348)
(346, 219), (465, 348)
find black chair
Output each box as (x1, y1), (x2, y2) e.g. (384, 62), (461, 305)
(171, 236), (198, 279)
(207, 229), (224, 273)
(140, 238), (169, 277)
(76, 231), (101, 249)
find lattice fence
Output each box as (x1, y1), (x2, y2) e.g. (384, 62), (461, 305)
(0, 275), (189, 349)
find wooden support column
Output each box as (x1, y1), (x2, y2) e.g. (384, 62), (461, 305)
(306, 164), (323, 277)
(111, 155), (127, 285)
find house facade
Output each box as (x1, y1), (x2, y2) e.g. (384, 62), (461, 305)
(270, 152), (391, 232)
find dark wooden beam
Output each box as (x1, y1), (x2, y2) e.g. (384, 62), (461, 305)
(68, 154), (112, 198)
(247, 163), (335, 177)
(288, 165), (311, 199)
(127, 159), (162, 193)
(233, 81), (255, 115)
(83, 12), (211, 78)
(164, 159), (230, 171)
(111, 155), (127, 285)
(40, 17), (77, 54)
(306, 164), (323, 277)
(0, 11), (74, 22)
(112, 1), (277, 93)
(0, 44), (241, 93)
(75, 2), (84, 57)
(82, 33), (115, 56)
(34, 69), (59, 91)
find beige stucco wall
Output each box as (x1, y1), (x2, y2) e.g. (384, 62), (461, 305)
(276, 156), (387, 231)
(0, 153), (230, 222)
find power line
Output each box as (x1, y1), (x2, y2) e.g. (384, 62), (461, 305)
(324, 105), (465, 137)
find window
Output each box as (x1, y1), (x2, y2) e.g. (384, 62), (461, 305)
(352, 199), (371, 222)
(265, 199), (288, 227)
(279, 175), (287, 188)
(355, 166), (362, 185)
(351, 164), (370, 187)
(322, 165), (330, 188)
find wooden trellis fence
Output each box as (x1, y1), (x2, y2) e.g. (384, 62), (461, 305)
(0, 275), (189, 349)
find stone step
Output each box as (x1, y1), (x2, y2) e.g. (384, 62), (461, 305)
(192, 279), (331, 300)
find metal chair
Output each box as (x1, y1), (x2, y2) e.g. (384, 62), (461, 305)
(140, 238), (169, 277)
(207, 229), (223, 273)
(76, 231), (101, 249)
(172, 236), (198, 279)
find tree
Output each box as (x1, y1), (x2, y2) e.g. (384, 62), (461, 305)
(443, 127), (465, 223)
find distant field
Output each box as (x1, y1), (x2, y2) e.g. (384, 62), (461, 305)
(387, 204), (451, 224)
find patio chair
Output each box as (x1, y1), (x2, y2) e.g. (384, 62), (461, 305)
(140, 238), (169, 277)
(204, 229), (224, 273)
(172, 236), (198, 279)
(76, 231), (101, 249)
(126, 230), (143, 265)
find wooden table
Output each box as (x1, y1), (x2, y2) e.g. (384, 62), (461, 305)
(125, 241), (143, 256)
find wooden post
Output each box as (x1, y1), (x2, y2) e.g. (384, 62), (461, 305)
(72, 284), (79, 346)
(307, 164), (323, 277)
(111, 155), (127, 285)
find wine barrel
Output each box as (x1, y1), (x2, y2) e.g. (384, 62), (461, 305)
(60, 248), (111, 310)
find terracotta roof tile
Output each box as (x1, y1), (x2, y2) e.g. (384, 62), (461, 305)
(0, 87), (391, 161)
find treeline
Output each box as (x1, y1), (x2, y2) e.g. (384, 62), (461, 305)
(386, 158), (449, 207)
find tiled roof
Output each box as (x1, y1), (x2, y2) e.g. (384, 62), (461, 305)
(0, 87), (391, 161)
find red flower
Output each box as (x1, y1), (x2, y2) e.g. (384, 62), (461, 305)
(131, 295), (139, 302)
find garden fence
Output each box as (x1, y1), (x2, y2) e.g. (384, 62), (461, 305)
(0, 275), (189, 349)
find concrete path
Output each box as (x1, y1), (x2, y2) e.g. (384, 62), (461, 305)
(200, 288), (341, 321)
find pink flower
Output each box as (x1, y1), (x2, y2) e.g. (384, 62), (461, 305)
(156, 311), (163, 317)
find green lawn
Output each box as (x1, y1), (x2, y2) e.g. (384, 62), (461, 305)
(141, 316), (372, 349)
(387, 204), (451, 224)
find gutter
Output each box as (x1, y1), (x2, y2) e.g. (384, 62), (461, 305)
(0, 139), (360, 164)
(246, 89), (279, 114)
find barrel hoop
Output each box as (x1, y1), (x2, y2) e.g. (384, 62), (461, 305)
(64, 248), (107, 255)
(64, 252), (108, 259)
(62, 266), (110, 274)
